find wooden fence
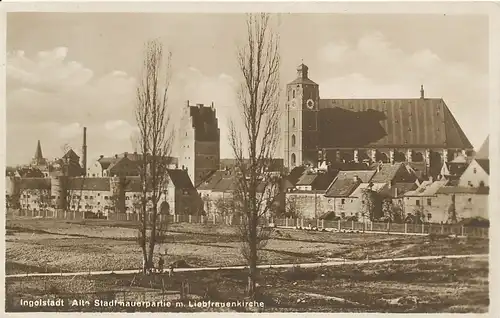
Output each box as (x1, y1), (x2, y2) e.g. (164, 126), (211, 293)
(11, 209), (489, 239)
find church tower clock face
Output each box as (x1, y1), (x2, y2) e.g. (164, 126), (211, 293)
(290, 100), (297, 108)
(306, 99), (315, 109)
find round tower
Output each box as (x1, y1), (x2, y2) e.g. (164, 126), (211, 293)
(51, 176), (68, 210)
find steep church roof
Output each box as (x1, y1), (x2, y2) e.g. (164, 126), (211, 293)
(32, 140), (47, 166)
(34, 140), (44, 161)
(475, 135), (489, 159)
(317, 98), (472, 149)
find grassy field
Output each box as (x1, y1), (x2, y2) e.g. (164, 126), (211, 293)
(6, 217), (489, 274)
(5, 257), (489, 313)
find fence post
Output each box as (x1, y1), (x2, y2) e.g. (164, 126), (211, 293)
(285, 217), (288, 227)
(461, 225), (464, 237)
(404, 223), (407, 233)
(213, 213), (216, 224)
(351, 220), (354, 230)
(370, 222), (373, 232)
(188, 215), (192, 223)
(338, 219), (341, 231)
(422, 223), (425, 234)
(321, 219), (325, 229)
(316, 219), (320, 228)
(64, 210), (67, 219)
(240, 215), (243, 225)
(301, 218), (304, 228)
(441, 224), (444, 234)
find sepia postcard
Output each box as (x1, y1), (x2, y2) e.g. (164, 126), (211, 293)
(2, 1), (499, 316)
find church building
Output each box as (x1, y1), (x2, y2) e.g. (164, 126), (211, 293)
(283, 64), (474, 178)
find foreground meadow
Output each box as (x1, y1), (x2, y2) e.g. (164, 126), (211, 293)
(6, 217), (489, 274)
(6, 257), (488, 313)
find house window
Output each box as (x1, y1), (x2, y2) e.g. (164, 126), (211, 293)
(98, 193), (101, 196)
(341, 199), (345, 205)
(427, 213), (432, 220)
(416, 200), (420, 206)
(104, 196), (109, 199)
(468, 181), (473, 187)
(85, 196), (88, 199)
(292, 90), (295, 98)
(468, 198), (472, 203)
(473, 168), (477, 174)
(126, 196), (129, 200)
(90, 196), (93, 199)
(427, 198), (432, 206)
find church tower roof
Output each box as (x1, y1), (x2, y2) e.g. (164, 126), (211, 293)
(32, 140), (47, 166)
(288, 62), (318, 86)
(34, 140), (43, 161)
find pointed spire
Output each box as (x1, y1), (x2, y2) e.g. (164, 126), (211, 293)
(34, 140), (43, 161)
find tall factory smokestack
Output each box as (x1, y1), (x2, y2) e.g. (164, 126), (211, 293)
(82, 127), (87, 176)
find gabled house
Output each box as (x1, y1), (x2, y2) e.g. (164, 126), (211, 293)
(458, 158), (489, 188)
(284, 169), (338, 219)
(402, 179), (449, 222)
(324, 170), (376, 218)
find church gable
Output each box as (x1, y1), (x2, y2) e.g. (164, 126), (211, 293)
(317, 98), (472, 149)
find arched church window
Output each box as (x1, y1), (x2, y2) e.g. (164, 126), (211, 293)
(292, 118), (296, 128)
(291, 134), (296, 147)
(292, 90), (295, 98)
(291, 153), (296, 166)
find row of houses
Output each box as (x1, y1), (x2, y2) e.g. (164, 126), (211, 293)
(279, 137), (489, 223)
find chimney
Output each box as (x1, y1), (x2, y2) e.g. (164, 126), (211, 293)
(353, 175), (359, 182)
(82, 127), (87, 175)
(420, 84), (425, 99)
(197, 103), (203, 108)
(211, 101), (214, 109)
(187, 100), (190, 107)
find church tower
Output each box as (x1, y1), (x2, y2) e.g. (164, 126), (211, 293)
(284, 63), (320, 169)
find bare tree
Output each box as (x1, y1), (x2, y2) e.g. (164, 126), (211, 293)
(134, 39), (174, 274)
(229, 13), (281, 299)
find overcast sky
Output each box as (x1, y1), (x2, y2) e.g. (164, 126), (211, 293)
(6, 13), (489, 166)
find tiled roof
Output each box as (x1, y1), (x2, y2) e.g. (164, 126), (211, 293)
(390, 182), (418, 198)
(99, 154), (178, 170)
(296, 173), (317, 186)
(286, 166), (307, 186)
(324, 170), (375, 197)
(219, 158), (284, 172)
(476, 159), (489, 175)
(371, 163), (404, 183)
(450, 154), (468, 164)
(167, 169), (195, 189)
(63, 149), (80, 160)
(16, 167), (45, 178)
(318, 98), (473, 149)
(189, 105), (219, 142)
(68, 177), (110, 191)
(475, 136), (489, 159)
(436, 186), (489, 195)
(404, 180), (448, 197)
(349, 182), (388, 198)
(312, 171), (339, 191)
(19, 178), (51, 190)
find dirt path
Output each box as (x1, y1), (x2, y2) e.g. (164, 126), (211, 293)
(6, 254), (488, 279)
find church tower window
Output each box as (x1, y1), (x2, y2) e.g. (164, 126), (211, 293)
(291, 134), (296, 147)
(291, 153), (296, 166)
(292, 118), (296, 128)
